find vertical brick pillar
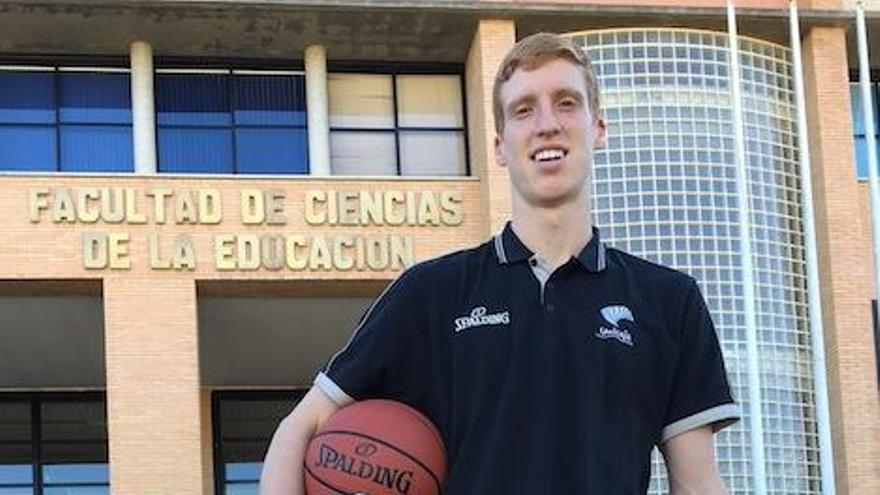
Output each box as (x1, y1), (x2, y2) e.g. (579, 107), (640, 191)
(802, 26), (880, 494)
(466, 19), (516, 235)
(104, 277), (211, 494)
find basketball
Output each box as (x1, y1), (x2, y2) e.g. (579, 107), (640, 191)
(304, 399), (446, 495)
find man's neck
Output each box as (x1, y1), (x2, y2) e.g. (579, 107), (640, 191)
(510, 200), (593, 270)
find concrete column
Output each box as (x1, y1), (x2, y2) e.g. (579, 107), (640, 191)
(801, 25), (880, 494)
(104, 278), (210, 494)
(305, 44), (331, 176)
(465, 20), (516, 235)
(130, 41), (157, 174)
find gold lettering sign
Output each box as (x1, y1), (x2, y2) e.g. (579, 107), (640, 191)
(27, 186), (463, 272)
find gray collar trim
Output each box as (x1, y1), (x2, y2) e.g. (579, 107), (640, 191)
(494, 233), (508, 264)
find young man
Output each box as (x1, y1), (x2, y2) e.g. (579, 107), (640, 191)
(261, 32), (739, 494)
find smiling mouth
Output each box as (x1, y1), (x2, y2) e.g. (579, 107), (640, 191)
(531, 148), (569, 163)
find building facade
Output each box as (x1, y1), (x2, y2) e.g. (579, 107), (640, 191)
(0, 1), (878, 494)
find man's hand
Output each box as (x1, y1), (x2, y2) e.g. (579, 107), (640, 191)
(660, 425), (729, 495)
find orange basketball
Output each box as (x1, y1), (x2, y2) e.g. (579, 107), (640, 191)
(304, 399), (446, 495)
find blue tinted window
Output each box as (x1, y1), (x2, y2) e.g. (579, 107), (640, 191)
(234, 75), (306, 126)
(0, 71), (55, 124)
(158, 127), (233, 173)
(0, 69), (134, 172)
(0, 126), (56, 171)
(852, 84), (867, 136)
(0, 465), (31, 485)
(226, 462), (262, 482)
(60, 125), (133, 172)
(59, 73), (131, 124)
(235, 128), (308, 174)
(44, 488), (108, 495)
(852, 82), (880, 180)
(43, 464), (108, 484)
(156, 73), (230, 126)
(156, 71), (308, 174)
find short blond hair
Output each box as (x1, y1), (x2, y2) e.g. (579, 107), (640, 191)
(492, 32), (601, 133)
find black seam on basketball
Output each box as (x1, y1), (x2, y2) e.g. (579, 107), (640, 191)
(312, 429), (442, 491)
(303, 462), (350, 494)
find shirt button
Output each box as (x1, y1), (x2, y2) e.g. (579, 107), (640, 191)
(530, 258), (538, 267)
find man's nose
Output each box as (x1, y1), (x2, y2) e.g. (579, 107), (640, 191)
(535, 104), (561, 136)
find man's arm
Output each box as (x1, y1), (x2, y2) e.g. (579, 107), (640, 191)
(259, 387), (341, 495)
(659, 425), (728, 495)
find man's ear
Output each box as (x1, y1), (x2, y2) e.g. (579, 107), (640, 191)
(494, 135), (507, 167)
(593, 118), (608, 150)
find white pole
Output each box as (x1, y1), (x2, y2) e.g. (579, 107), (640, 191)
(305, 44), (331, 176)
(130, 41), (157, 174)
(726, 2), (768, 493)
(857, 2), (880, 335)
(789, 2), (837, 493)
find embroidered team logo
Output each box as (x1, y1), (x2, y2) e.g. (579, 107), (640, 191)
(596, 305), (635, 346)
(454, 306), (510, 333)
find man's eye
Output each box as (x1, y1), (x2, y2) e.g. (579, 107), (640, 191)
(514, 106), (531, 117)
(559, 98), (577, 108)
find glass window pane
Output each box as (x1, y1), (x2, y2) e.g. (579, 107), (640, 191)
(235, 128), (308, 174)
(225, 462), (262, 482)
(0, 488), (33, 495)
(233, 74), (306, 127)
(851, 83), (880, 136)
(0, 71), (55, 124)
(330, 131), (396, 175)
(0, 466), (30, 486)
(226, 484), (258, 495)
(42, 464), (107, 485)
(0, 402), (32, 486)
(158, 128), (233, 173)
(854, 136), (868, 179)
(399, 131), (466, 176)
(156, 73), (231, 127)
(328, 74), (394, 128)
(0, 126), (56, 171)
(40, 401), (107, 469)
(216, 394), (301, 495)
(59, 73), (131, 124)
(44, 487), (108, 495)
(396, 75), (464, 128)
(60, 125), (133, 172)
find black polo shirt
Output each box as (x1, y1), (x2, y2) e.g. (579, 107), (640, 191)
(316, 223), (739, 494)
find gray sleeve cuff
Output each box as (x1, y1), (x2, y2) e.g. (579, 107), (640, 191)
(661, 403), (741, 443)
(314, 372), (355, 407)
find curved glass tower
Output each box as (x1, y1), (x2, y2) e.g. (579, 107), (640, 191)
(569, 29), (819, 493)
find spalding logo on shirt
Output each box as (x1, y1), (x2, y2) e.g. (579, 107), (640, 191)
(453, 306), (510, 333)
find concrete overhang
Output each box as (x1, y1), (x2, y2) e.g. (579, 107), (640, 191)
(0, 1), (852, 64)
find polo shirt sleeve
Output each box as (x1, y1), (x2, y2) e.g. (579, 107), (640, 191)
(314, 266), (428, 407)
(660, 278), (740, 444)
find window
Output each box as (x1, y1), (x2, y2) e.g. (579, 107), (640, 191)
(329, 72), (467, 176)
(156, 70), (308, 174)
(851, 82), (880, 180)
(873, 300), (880, 390)
(0, 67), (133, 172)
(0, 394), (108, 495)
(213, 391), (305, 495)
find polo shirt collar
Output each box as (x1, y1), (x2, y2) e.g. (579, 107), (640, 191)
(494, 222), (607, 273)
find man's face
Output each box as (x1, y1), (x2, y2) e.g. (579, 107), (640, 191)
(495, 58), (606, 209)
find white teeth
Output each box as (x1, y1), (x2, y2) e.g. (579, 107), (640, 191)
(534, 149), (565, 161)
